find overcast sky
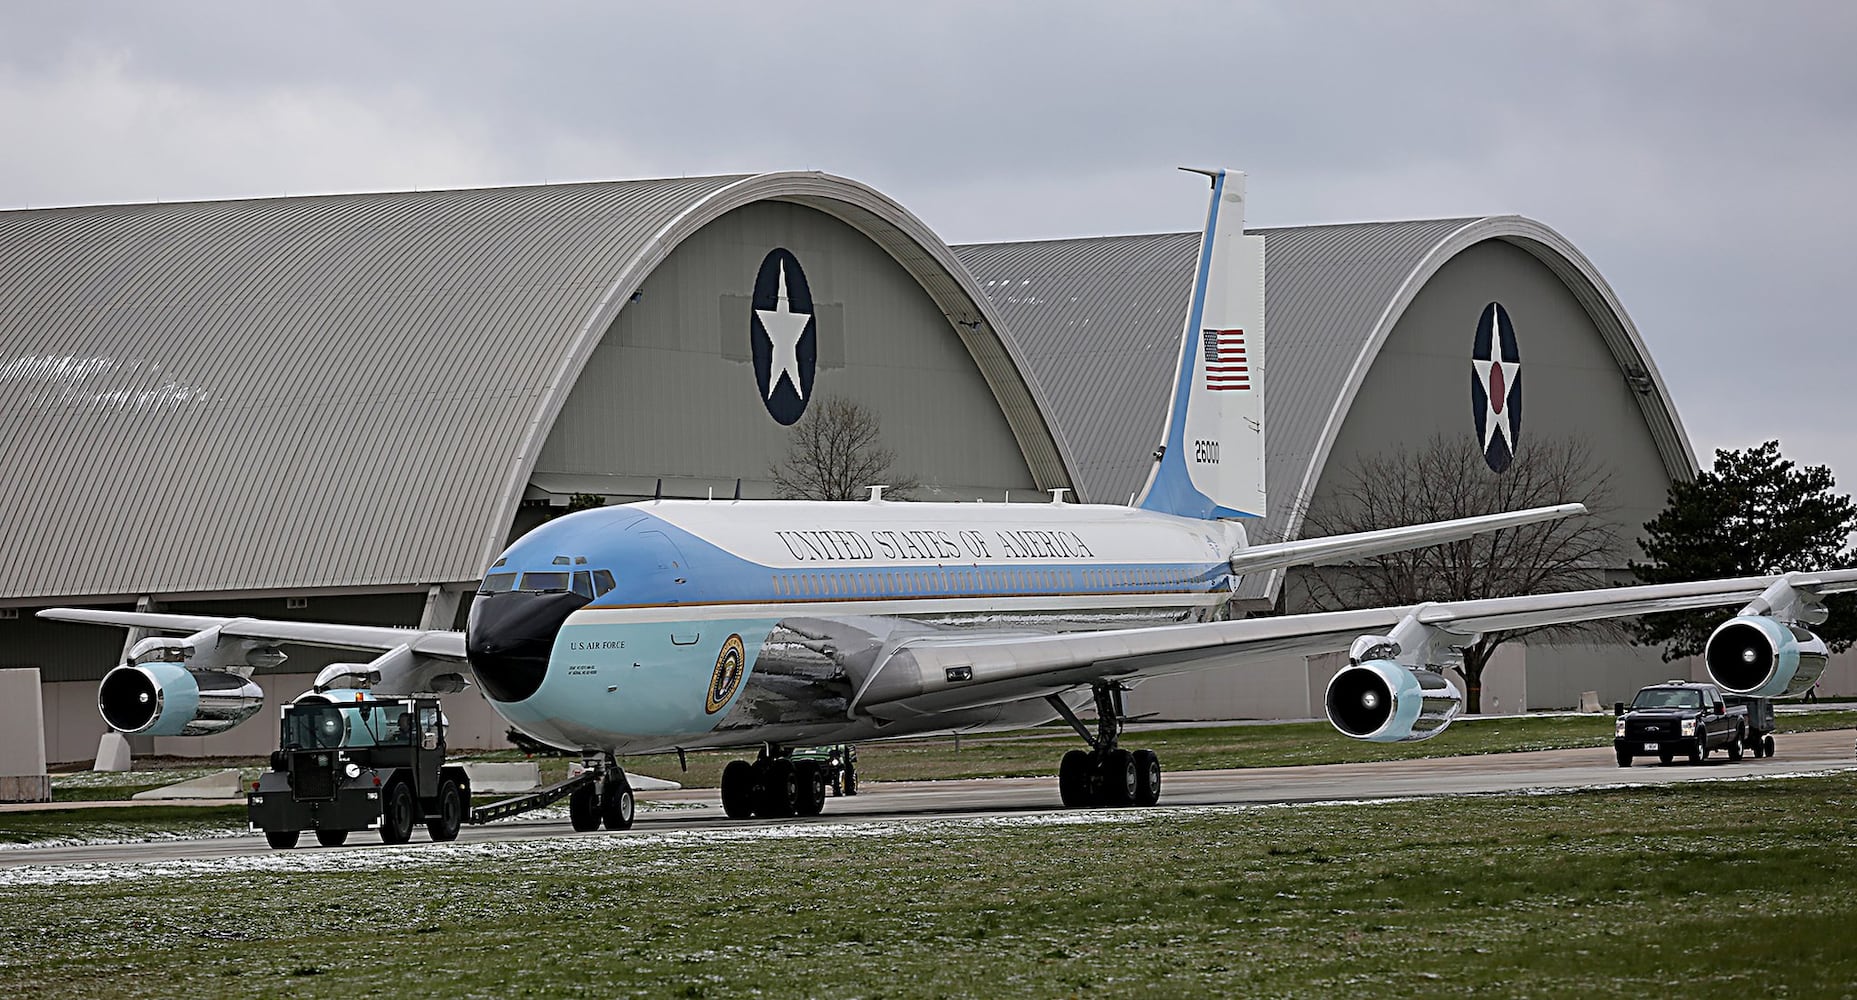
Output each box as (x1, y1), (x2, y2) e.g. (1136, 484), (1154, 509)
(4, 1), (1853, 494)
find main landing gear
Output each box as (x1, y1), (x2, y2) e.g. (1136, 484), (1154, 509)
(566, 752), (635, 832)
(1047, 682), (1162, 808)
(719, 746), (832, 820)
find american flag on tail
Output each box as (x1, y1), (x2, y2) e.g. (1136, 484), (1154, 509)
(1202, 328), (1249, 391)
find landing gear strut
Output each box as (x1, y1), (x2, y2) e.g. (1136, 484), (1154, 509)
(1048, 682), (1162, 808)
(720, 745), (830, 820)
(567, 752), (635, 832)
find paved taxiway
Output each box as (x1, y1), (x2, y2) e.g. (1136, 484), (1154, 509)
(8, 728), (1854, 869)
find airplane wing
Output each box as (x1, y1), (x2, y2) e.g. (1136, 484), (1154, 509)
(34, 608), (466, 660)
(1227, 503), (1586, 576)
(851, 569), (1857, 719)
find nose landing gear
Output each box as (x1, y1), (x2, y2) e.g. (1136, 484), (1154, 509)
(1048, 683), (1162, 808)
(720, 746), (831, 819)
(566, 751), (635, 832)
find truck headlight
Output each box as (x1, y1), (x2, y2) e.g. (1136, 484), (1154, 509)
(345, 763), (362, 779)
(1681, 719), (1697, 736)
(1615, 719), (1627, 737)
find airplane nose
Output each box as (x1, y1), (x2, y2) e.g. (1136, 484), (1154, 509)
(466, 591), (589, 703)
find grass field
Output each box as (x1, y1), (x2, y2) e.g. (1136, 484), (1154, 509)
(2, 775), (1854, 998)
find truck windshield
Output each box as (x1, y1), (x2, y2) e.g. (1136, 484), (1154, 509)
(1632, 688), (1703, 710)
(282, 704), (349, 749)
(282, 702), (415, 748)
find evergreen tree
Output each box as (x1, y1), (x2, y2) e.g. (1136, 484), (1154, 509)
(1630, 441), (1857, 660)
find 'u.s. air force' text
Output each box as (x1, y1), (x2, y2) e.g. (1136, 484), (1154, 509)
(773, 528), (1094, 563)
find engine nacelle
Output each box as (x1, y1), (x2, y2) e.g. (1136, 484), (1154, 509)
(1325, 659), (1464, 743)
(97, 661), (265, 736)
(1704, 615), (1829, 698)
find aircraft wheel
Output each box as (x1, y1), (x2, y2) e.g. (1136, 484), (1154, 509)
(720, 760), (756, 819)
(601, 783), (635, 831)
(755, 759), (797, 819)
(265, 829), (300, 850)
(315, 828), (348, 847)
(1058, 749), (1091, 807)
(427, 780), (464, 842)
(568, 784), (601, 831)
(1133, 749), (1162, 806)
(796, 762), (828, 816)
(1100, 748), (1138, 807)
(380, 782), (416, 845)
(841, 759), (858, 796)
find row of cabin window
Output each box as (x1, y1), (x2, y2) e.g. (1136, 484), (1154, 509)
(769, 566), (1193, 599)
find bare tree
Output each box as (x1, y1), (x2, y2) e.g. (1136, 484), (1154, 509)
(769, 396), (920, 501)
(1298, 435), (1624, 713)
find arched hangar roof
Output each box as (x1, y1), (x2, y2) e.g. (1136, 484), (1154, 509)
(955, 216), (1698, 599)
(0, 173), (1075, 601)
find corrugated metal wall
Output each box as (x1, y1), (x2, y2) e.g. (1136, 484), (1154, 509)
(0, 177), (747, 599)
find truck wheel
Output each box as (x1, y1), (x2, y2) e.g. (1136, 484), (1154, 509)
(427, 780), (464, 842)
(1615, 750), (1631, 768)
(1728, 738), (1744, 762)
(380, 781), (416, 845)
(721, 760), (755, 818)
(315, 829), (348, 847)
(568, 784), (600, 831)
(1688, 739), (1705, 764)
(842, 760), (858, 796)
(1765, 735), (1775, 758)
(1658, 749), (1674, 765)
(265, 829), (300, 850)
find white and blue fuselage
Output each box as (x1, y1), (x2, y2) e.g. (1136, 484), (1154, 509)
(467, 498), (1247, 754)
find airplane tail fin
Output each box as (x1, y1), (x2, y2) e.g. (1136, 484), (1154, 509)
(1134, 168), (1266, 521)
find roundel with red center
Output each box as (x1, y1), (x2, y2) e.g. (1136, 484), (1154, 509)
(1470, 301), (1522, 472)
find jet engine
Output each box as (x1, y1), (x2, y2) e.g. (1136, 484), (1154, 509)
(1704, 615), (1828, 698)
(94, 634), (275, 737)
(1325, 658), (1464, 742)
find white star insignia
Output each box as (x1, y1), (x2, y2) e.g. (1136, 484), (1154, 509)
(1472, 356), (1520, 453)
(755, 260), (812, 401)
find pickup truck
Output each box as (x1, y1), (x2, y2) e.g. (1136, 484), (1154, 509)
(1614, 681), (1750, 767)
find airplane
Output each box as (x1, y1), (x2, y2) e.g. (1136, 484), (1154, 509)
(43, 168), (1857, 834)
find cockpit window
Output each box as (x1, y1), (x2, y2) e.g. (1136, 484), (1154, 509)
(593, 569), (617, 596)
(572, 570), (594, 599)
(479, 572), (518, 594)
(519, 571), (571, 593)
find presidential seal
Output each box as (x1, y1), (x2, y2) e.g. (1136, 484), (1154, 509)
(706, 634), (747, 714)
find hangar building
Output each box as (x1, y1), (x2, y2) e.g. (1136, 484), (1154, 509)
(1, 170), (1836, 764)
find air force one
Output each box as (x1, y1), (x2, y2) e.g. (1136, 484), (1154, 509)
(44, 169), (1857, 830)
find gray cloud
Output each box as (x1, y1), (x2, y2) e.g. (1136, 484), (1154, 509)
(3, 0), (1854, 485)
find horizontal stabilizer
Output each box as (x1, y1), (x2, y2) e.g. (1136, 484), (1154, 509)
(1227, 502), (1587, 578)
